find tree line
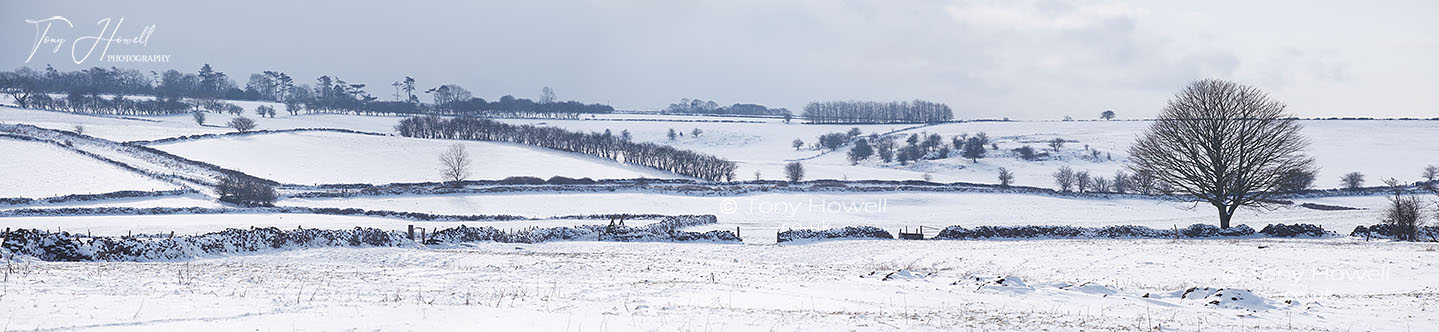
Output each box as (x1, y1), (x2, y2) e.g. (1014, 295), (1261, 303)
(394, 116), (737, 181)
(0, 65), (614, 118)
(802, 100), (952, 124)
(664, 98), (791, 116)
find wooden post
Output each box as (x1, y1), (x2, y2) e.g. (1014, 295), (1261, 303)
(408, 225), (415, 240)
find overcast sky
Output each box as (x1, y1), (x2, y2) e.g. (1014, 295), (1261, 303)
(4, 0), (1436, 119)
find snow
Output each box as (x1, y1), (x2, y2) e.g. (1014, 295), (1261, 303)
(2, 239), (1434, 331)
(0, 137), (178, 198)
(8, 103), (1435, 189)
(283, 192), (1392, 241)
(2, 104), (1436, 331)
(149, 131), (683, 184)
(0, 194), (220, 210)
(0, 213), (655, 237)
(496, 117), (1439, 188)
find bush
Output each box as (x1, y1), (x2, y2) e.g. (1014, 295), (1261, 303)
(1015, 145), (1037, 161)
(785, 162), (805, 182)
(215, 175), (276, 206)
(227, 116), (257, 132)
(1381, 195), (1426, 241)
(817, 132), (850, 150)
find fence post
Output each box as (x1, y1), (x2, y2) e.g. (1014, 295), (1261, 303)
(408, 225), (415, 240)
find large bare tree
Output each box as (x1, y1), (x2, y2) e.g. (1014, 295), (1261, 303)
(1127, 79), (1315, 228)
(438, 143), (472, 185)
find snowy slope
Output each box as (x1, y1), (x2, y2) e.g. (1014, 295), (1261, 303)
(0, 213), (654, 236)
(9, 103), (1433, 188)
(498, 117), (1439, 188)
(2, 239), (1433, 331)
(0, 138), (178, 197)
(149, 131), (684, 184)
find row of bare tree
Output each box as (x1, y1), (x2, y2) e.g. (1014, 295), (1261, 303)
(802, 100), (952, 124)
(396, 116), (737, 181)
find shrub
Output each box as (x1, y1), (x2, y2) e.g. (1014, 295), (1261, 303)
(1381, 179), (1427, 241)
(1015, 145), (1037, 161)
(785, 162), (805, 182)
(817, 132), (849, 150)
(215, 175), (276, 206)
(227, 116), (257, 132)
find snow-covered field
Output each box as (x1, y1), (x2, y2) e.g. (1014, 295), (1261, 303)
(0, 137), (178, 198)
(149, 131), (682, 184)
(5, 103), (1436, 188)
(3, 103), (1437, 331)
(498, 117), (1439, 188)
(282, 192), (1392, 242)
(2, 239), (1434, 331)
(0, 213), (652, 237)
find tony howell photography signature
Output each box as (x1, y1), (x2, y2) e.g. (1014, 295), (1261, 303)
(24, 16), (168, 64)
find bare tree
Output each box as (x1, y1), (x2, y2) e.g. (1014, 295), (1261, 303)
(1422, 165), (1438, 189)
(192, 111), (206, 125)
(1101, 110), (1116, 120)
(227, 116), (257, 132)
(438, 143), (472, 185)
(784, 162), (805, 182)
(1111, 171), (1130, 193)
(1075, 171), (1092, 193)
(997, 167), (1014, 187)
(1127, 79), (1315, 228)
(960, 137), (986, 162)
(72, 124), (85, 135)
(1341, 172), (1365, 190)
(802, 100), (952, 124)
(1048, 138), (1065, 151)
(1092, 177), (1111, 193)
(1381, 178), (1426, 241)
(1053, 166), (1075, 192)
(539, 86), (556, 104)
(792, 139), (804, 150)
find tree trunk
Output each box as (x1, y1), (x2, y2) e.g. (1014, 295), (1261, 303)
(1216, 204), (1232, 229)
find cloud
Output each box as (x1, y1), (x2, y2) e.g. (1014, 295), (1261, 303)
(1, 0), (1432, 118)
